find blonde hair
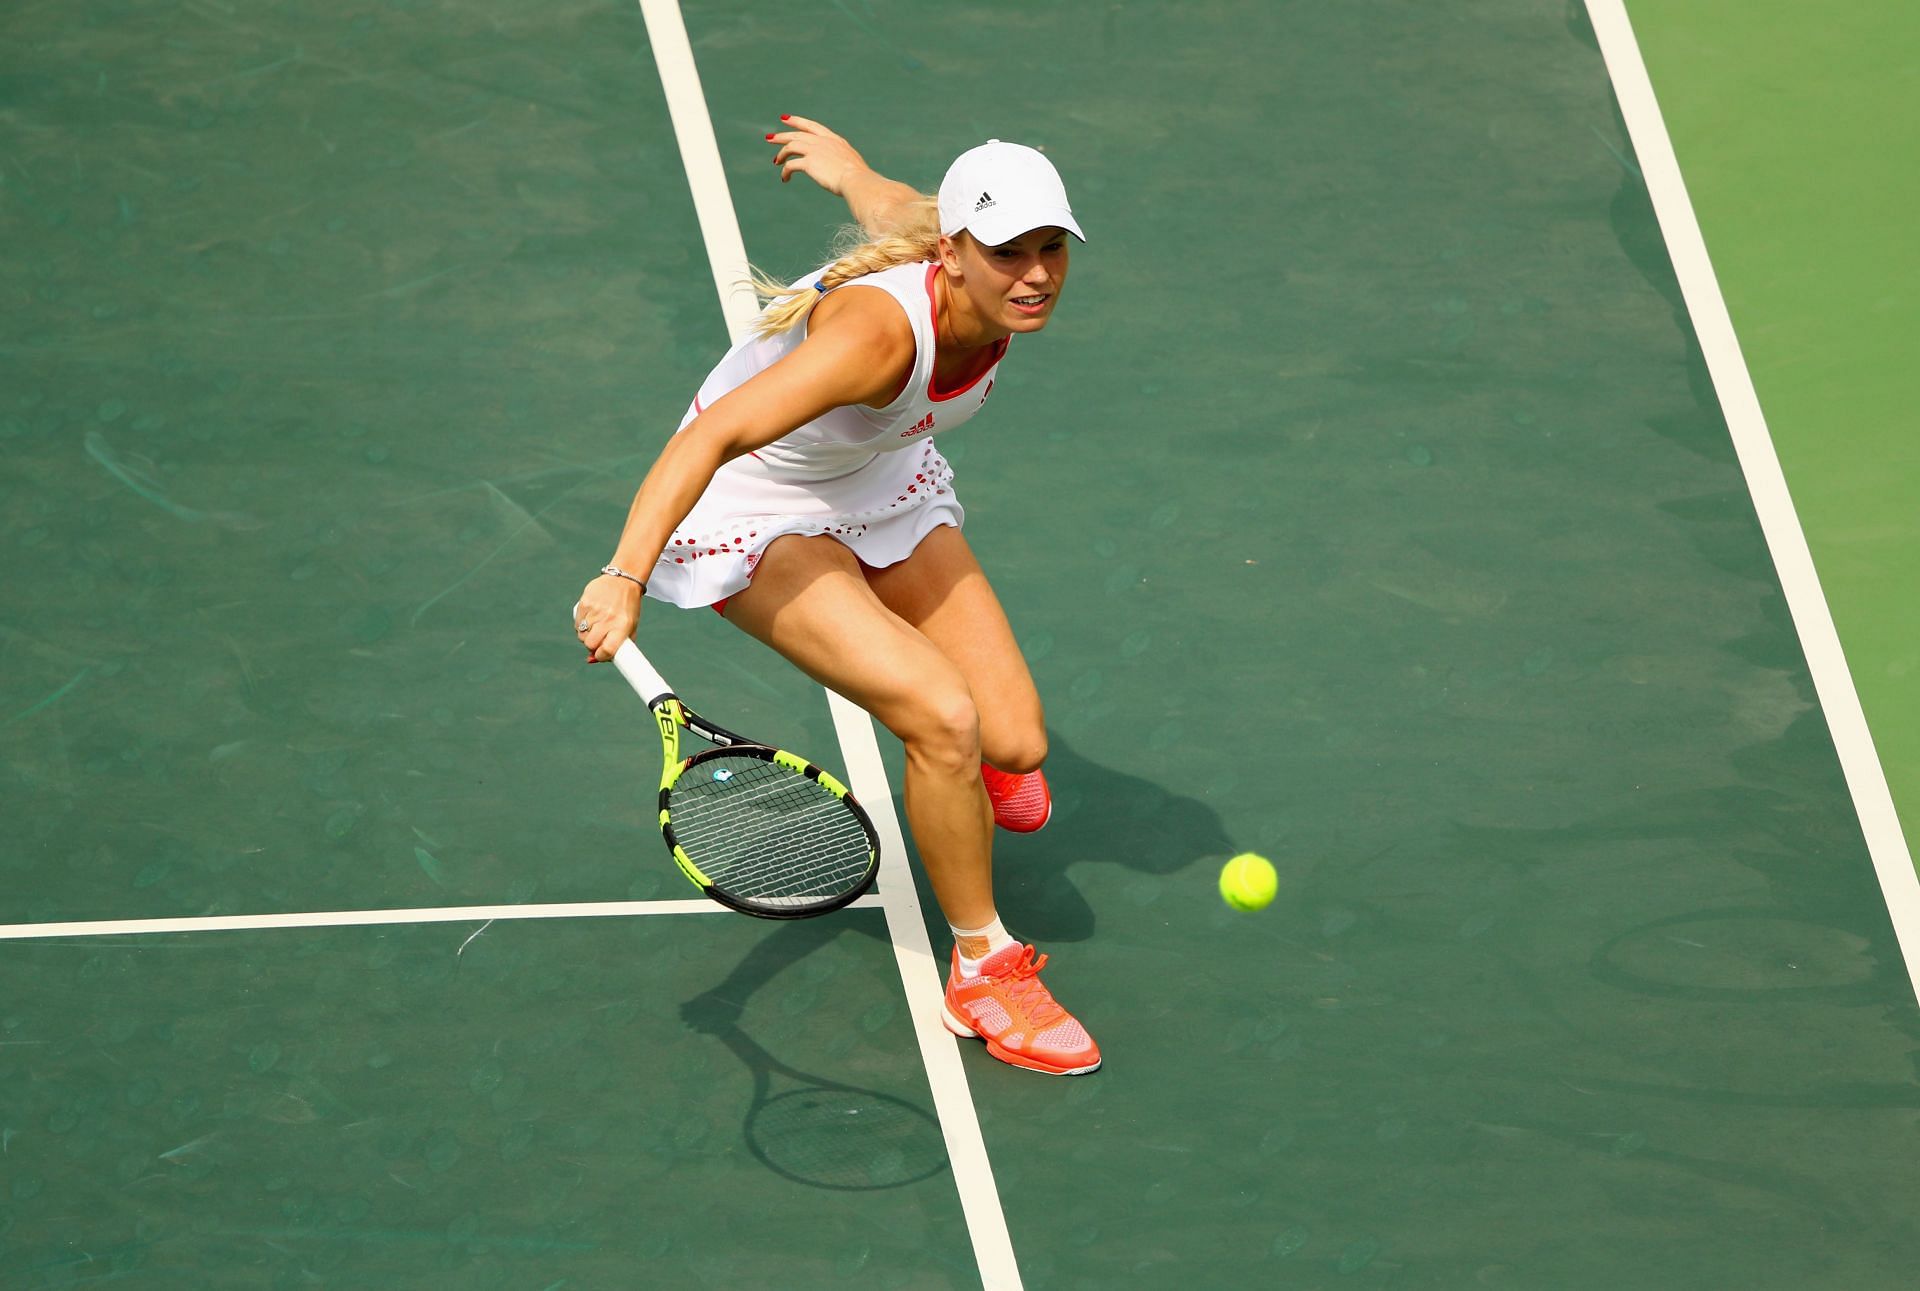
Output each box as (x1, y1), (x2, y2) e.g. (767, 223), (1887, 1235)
(747, 197), (943, 338)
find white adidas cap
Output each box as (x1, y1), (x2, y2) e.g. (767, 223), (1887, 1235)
(937, 140), (1086, 247)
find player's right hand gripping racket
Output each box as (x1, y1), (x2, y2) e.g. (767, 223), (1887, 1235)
(594, 631), (880, 918)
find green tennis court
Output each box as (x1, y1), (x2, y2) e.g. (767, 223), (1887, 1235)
(4, 1), (1916, 1287)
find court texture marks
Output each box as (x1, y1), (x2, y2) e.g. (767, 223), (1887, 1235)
(2, 1), (1917, 1288)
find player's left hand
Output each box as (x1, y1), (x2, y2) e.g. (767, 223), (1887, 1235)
(767, 115), (868, 194)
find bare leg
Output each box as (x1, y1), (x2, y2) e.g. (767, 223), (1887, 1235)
(864, 523), (1046, 774)
(721, 534), (996, 928)
(724, 530), (1101, 1074)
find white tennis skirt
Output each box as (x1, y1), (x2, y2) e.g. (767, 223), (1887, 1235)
(645, 438), (963, 609)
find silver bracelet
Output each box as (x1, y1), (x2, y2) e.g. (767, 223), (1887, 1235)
(601, 564), (647, 593)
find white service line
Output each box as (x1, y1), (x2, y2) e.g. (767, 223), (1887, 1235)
(634, 2), (1024, 1288)
(1589, 0), (1920, 999)
(0, 895), (885, 942)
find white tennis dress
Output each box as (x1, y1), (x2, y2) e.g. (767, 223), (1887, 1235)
(646, 260), (1008, 609)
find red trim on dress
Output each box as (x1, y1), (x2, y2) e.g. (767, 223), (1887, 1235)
(924, 264), (1007, 403)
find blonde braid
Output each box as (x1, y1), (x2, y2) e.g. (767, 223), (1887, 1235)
(748, 198), (942, 338)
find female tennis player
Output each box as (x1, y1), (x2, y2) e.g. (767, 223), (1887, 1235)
(574, 117), (1098, 1076)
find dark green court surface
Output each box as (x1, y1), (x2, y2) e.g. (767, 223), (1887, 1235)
(5, 2), (1918, 1288)
(1, 916), (973, 1287)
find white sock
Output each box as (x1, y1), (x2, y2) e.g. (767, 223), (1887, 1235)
(951, 915), (1015, 978)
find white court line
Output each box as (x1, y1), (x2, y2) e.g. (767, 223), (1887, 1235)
(635, 2), (1023, 1288)
(1590, 1), (1920, 999)
(0, 895), (884, 942)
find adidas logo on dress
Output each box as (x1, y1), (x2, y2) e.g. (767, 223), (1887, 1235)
(900, 412), (936, 438)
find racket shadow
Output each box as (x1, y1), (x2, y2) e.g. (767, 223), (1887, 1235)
(683, 992), (950, 1192)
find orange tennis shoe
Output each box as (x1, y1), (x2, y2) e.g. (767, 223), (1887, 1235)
(942, 943), (1101, 1076)
(981, 763), (1051, 832)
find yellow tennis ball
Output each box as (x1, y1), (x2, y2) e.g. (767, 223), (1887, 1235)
(1219, 852), (1277, 912)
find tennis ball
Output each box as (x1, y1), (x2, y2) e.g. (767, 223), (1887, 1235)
(1219, 852), (1278, 912)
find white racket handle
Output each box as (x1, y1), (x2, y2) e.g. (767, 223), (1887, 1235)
(573, 602), (672, 706)
(612, 639), (673, 707)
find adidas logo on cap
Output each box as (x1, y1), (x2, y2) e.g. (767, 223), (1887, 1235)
(937, 141), (1085, 242)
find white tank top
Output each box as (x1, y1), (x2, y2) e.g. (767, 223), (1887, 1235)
(685, 260), (1007, 481)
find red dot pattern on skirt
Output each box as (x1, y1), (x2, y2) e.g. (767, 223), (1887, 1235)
(666, 444), (951, 563)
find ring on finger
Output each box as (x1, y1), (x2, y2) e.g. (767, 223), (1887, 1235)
(575, 619), (591, 632)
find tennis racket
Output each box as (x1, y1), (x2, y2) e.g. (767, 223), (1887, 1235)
(585, 618), (880, 918)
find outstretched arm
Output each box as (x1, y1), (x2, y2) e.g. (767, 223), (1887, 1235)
(767, 116), (928, 236)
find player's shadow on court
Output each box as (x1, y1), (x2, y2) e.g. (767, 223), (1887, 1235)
(681, 727), (1230, 1032)
(984, 728), (1233, 943)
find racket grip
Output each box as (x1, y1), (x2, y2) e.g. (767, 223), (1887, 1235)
(611, 639), (674, 707)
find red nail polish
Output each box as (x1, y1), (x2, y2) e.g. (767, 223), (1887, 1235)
(765, 133), (775, 141)
(780, 114), (791, 122)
